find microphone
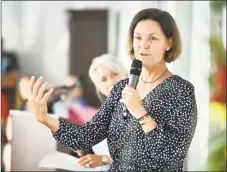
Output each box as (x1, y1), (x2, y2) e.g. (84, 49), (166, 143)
(123, 59), (142, 119)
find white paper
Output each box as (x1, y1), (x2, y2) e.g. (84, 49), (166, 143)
(39, 151), (109, 171)
(39, 151), (89, 171)
(92, 139), (110, 155)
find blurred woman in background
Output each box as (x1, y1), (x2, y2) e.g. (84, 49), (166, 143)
(53, 74), (89, 119)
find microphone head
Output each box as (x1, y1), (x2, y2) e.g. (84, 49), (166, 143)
(130, 59), (142, 76)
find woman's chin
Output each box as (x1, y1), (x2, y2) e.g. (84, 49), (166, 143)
(136, 57), (152, 65)
(137, 56), (151, 62)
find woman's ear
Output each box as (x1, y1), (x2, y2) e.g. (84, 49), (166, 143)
(166, 37), (173, 51)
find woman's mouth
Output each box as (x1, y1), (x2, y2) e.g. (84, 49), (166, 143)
(140, 53), (149, 56)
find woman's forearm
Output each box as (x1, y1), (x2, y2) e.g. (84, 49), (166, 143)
(42, 115), (60, 132)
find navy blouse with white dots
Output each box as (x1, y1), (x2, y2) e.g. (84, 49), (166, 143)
(52, 75), (197, 171)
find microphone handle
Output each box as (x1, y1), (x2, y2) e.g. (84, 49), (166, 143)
(128, 74), (140, 89)
(123, 74), (140, 119)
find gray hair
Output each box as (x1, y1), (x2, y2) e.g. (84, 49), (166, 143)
(88, 54), (127, 84)
(88, 54), (127, 103)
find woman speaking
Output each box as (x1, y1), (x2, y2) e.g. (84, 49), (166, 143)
(27, 8), (197, 171)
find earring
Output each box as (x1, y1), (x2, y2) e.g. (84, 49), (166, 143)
(166, 48), (170, 51)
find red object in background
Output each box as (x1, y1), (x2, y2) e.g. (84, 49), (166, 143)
(69, 106), (98, 125)
(216, 64), (226, 90)
(1, 93), (9, 120)
(212, 64), (226, 104)
(1, 93), (9, 144)
(212, 91), (226, 104)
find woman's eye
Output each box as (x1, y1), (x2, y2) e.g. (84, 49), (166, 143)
(110, 73), (117, 79)
(135, 36), (142, 40)
(150, 36), (158, 40)
(112, 73), (118, 77)
(101, 77), (107, 82)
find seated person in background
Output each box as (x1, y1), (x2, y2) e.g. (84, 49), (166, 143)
(1, 37), (20, 89)
(72, 53), (127, 170)
(64, 75), (89, 107)
(89, 54), (128, 103)
(53, 74), (89, 119)
(1, 93), (9, 172)
(1, 37), (20, 171)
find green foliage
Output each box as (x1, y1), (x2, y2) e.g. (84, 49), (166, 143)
(207, 144), (226, 171)
(210, 1), (226, 12)
(208, 72), (216, 92)
(207, 128), (226, 171)
(209, 129), (226, 153)
(207, 1), (226, 171)
(209, 36), (226, 65)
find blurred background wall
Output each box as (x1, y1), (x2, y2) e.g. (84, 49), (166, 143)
(2, 1), (226, 171)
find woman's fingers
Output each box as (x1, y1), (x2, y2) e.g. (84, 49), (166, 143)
(78, 155), (91, 166)
(77, 155), (87, 163)
(32, 76), (43, 98)
(122, 90), (135, 99)
(36, 82), (48, 102)
(124, 85), (136, 91)
(40, 88), (54, 105)
(28, 76), (35, 99)
(122, 86), (136, 97)
(26, 76), (52, 123)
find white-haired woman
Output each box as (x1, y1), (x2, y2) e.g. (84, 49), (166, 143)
(75, 54), (127, 170)
(89, 53), (127, 103)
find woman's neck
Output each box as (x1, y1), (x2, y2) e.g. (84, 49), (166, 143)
(140, 63), (168, 82)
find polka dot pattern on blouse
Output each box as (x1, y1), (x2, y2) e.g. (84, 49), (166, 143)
(52, 75), (197, 171)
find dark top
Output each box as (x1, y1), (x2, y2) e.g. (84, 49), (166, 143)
(52, 75), (197, 171)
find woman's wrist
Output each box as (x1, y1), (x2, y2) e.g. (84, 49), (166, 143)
(139, 116), (152, 125)
(133, 105), (147, 119)
(131, 105), (157, 132)
(102, 155), (108, 165)
(102, 155), (112, 165)
(43, 114), (60, 132)
(140, 116), (157, 133)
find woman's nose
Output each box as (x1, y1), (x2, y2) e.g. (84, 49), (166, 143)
(141, 39), (150, 49)
(108, 79), (115, 86)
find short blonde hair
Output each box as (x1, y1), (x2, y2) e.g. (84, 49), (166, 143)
(127, 8), (182, 63)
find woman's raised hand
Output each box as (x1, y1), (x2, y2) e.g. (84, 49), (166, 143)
(27, 76), (54, 124)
